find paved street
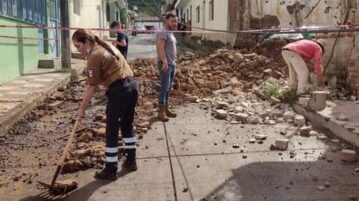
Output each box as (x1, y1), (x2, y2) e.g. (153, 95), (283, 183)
(127, 34), (157, 61)
(4, 104), (358, 201)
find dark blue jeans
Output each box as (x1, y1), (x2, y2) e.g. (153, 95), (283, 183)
(158, 62), (176, 106)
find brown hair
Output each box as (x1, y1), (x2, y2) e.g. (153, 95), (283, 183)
(72, 29), (119, 60)
(110, 21), (120, 29)
(165, 13), (177, 20)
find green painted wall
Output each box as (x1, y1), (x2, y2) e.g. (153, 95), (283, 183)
(0, 17), (43, 84)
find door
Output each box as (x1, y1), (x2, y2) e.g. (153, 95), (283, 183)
(49, 0), (60, 58)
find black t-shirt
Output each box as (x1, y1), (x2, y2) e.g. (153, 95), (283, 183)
(116, 32), (128, 59)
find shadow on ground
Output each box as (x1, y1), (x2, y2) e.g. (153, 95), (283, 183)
(18, 169), (132, 201)
(199, 150), (358, 201)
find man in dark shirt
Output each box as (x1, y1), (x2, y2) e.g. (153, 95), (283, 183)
(110, 21), (129, 59)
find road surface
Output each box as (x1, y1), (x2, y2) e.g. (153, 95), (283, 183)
(3, 104), (359, 201)
(127, 34), (157, 61)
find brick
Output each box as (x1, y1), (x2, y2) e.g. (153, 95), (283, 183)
(275, 139), (289, 150)
(215, 109), (228, 120)
(341, 149), (357, 162)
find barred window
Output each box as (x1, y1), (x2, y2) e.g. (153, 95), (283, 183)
(0, 0), (46, 25)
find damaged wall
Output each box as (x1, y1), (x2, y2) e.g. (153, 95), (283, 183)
(230, 0), (359, 94)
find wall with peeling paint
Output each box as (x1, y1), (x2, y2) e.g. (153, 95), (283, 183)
(175, 0), (236, 45)
(231, 0), (359, 94)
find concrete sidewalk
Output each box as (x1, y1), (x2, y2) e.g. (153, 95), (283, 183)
(0, 59), (86, 136)
(294, 100), (359, 148)
(6, 104), (358, 201)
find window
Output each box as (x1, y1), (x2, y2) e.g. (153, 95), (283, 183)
(73, 0), (81, 15)
(190, 5), (192, 21)
(106, 3), (110, 22)
(0, 0), (46, 24)
(196, 6), (200, 23)
(209, 0), (214, 21)
(187, 8), (189, 21)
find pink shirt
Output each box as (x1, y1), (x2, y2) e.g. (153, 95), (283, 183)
(283, 40), (323, 75)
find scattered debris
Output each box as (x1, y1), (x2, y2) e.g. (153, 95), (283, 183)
(317, 185), (326, 191)
(340, 149), (357, 162)
(271, 139), (289, 151)
(336, 113), (348, 121)
(294, 115), (306, 127)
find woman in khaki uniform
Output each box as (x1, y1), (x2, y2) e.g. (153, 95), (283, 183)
(72, 29), (138, 180)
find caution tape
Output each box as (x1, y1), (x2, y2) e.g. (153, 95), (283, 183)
(0, 23), (357, 35)
(0, 23), (358, 41)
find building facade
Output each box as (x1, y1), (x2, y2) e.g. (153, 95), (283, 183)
(0, 0), (59, 84)
(0, 0), (126, 84)
(175, 0), (235, 45)
(69, 0), (126, 52)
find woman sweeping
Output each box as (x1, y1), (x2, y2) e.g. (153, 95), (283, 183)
(72, 29), (138, 181)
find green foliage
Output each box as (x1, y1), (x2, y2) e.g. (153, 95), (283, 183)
(262, 83), (298, 104)
(263, 84), (281, 99)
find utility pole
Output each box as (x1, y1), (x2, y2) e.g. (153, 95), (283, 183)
(60, 0), (71, 69)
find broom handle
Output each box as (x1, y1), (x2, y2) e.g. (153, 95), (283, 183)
(51, 118), (81, 185)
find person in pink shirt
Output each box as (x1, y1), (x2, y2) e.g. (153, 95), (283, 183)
(282, 39), (325, 95)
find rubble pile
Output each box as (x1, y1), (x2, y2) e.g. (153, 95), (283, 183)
(175, 49), (287, 96)
(130, 49), (287, 97)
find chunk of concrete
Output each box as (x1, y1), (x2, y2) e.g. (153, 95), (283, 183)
(254, 134), (268, 140)
(248, 116), (259, 125)
(271, 109), (283, 118)
(216, 101), (230, 109)
(309, 130), (319, 136)
(234, 106), (244, 113)
(234, 113), (249, 123)
(215, 109), (228, 120)
(294, 115), (306, 127)
(336, 113), (348, 121)
(300, 126), (312, 136)
(298, 97), (310, 105)
(274, 139), (289, 150)
(341, 149), (357, 162)
(283, 111), (295, 122)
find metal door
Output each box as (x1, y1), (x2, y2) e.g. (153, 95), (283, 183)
(49, 0), (60, 58)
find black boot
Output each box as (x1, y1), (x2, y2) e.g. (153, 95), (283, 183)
(94, 165), (118, 181)
(122, 150), (137, 171)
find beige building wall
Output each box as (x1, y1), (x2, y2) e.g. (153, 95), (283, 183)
(176, 0), (236, 45)
(69, 0), (110, 52)
(242, 0), (358, 92)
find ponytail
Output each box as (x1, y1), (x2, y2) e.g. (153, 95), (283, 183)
(73, 29), (120, 60)
(94, 36), (120, 60)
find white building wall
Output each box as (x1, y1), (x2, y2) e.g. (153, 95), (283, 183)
(69, 0), (112, 52)
(176, 0), (235, 45)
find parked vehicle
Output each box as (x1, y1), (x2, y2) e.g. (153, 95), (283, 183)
(131, 25), (146, 36)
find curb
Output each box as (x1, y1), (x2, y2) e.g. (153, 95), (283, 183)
(0, 73), (71, 136)
(293, 103), (359, 148)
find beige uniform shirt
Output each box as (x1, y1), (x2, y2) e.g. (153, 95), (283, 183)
(86, 44), (133, 88)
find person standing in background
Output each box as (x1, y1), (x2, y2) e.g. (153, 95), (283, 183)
(111, 21), (129, 59)
(156, 13), (178, 122)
